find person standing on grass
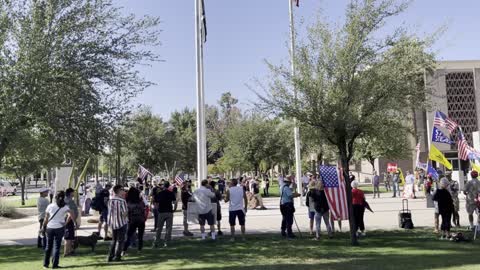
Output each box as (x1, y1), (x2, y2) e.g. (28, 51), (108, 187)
(153, 182), (177, 248)
(263, 175), (270, 197)
(225, 178), (248, 241)
(123, 187), (146, 253)
(445, 171), (460, 227)
(463, 170), (480, 230)
(351, 180), (366, 237)
(433, 178), (454, 239)
(106, 185), (128, 262)
(96, 183), (112, 240)
(37, 188), (50, 249)
(193, 179), (216, 240)
(312, 181), (332, 240)
(64, 188), (78, 257)
(43, 191), (73, 269)
(305, 181), (317, 236)
(181, 182), (194, 236)
(209, 181), (224, 236)
(280, 176), (300, 239)
(150, 180), (160, 232)
(372, 171), (380, 199)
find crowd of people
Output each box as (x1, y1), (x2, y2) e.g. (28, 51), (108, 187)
(35, 168), (480, 268)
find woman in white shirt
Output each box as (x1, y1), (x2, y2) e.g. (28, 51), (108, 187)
(42, 191), (74, 269)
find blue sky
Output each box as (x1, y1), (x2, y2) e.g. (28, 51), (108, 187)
(117, 0), (480, 119)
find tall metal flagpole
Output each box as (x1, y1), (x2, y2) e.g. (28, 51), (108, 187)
(289, 0), (303, 205)
(195, 0), (207, 187)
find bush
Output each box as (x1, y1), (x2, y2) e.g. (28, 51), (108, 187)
(0, 199), (16, 218)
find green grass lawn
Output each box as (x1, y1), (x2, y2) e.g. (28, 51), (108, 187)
(2, 230), (480, 270)
(4, 197), (37, 208)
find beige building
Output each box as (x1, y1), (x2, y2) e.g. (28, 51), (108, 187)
(354, 60), (480, 185)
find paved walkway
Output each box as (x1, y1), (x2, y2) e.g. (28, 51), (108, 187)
(0, 192), (473, 246)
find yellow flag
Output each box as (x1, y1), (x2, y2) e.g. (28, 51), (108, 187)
(472, 162), (480, 172)
(397, 168), (405, 186)
(429, 144), (453, 170)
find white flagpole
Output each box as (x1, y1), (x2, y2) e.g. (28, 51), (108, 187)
(289, 0), (303, 205)
(195, 0), (207, 187)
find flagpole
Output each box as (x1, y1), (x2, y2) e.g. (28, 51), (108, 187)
(195, 0), (207, 187)
(289, 0), (303, 205)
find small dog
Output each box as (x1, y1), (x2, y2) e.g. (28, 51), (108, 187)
(74, 232), (102, 252)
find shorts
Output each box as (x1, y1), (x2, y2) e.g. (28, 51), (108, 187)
(64, 220), (75, 240)
(100, 209), (108, 223)
(466, 202), (478, 215)
(229, 210), (246, 226)
(308, 211), (316, 220)
(198, 211), (214, 226)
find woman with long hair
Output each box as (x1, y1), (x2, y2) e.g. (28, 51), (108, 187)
(43, 191), (74, 269)
(123, 187), (146, 253)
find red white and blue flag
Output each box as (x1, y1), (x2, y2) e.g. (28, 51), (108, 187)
(319, 165), (349, 221)
(138, 165), (152, 182)
(175, 173), (185, 186)
(433, 111), (458, 133)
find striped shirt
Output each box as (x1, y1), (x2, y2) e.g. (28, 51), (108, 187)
(107, 196), (128, 230)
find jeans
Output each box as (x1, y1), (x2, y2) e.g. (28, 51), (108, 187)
(183, 210), (189, 231)
(155, 212), (173, 246)
(43, 227), (65, 268)
(280, 203), (295, 236)
(108, 225), (127, 261)
(38, 219), (46, 249)
(124, 221), (145, 252)
(315, 211), (332, 236)
(263, 185), (270, 197)
(353, 204), (365, 232)
(392, 182), (400, 197)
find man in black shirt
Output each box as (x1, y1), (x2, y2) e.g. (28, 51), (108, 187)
(153, 182), (176, 248)
(181, 183), (194, 236)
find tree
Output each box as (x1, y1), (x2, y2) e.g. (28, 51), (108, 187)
(169, 108), (197, 173)
(354, 124), (412, 171)
(256, 0), (436, 245)
(0, 0), (161, 166)
(122, 107), (173, 175)
(3, 130), (62, 205)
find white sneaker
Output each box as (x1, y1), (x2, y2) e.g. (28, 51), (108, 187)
(211, 232), (216, 240)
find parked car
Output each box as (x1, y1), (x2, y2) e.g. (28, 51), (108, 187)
(0, 181), (16, 195)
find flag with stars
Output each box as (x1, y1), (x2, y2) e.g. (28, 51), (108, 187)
(319, 165), (349, 220)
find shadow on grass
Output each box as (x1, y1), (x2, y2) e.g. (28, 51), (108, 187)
(1, 230), (480, 270)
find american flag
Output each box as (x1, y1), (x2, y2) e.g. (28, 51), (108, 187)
(319, 165), (349, 220)
(433, 111), (458, 133)
(175, 173), (185, 186)
(138, 165), (152, 182)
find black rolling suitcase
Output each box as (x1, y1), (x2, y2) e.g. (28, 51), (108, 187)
(399, 199), (414, 229)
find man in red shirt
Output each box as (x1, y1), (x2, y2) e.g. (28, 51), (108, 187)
(351, 180), (366, 237)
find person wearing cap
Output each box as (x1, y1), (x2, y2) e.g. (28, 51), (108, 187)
(305, 181), (317, 235)
(279, 176), (300, 238)
(445, 171), (460, 227)
(433, 178), (454, 239)
(463, 170), (480, 230)
(37, 187), (50, 249)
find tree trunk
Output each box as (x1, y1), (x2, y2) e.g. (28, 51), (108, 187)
(0, 137), (9, 169)
(21, 176), (26, 206)
(338, 141), (359, 246)
(369, 158), (375, 172)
